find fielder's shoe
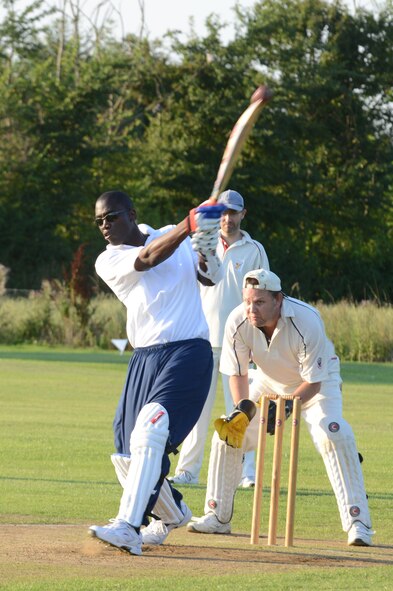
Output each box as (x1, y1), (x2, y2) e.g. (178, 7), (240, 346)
(89, 518), (142, 555)
(168, 470), (198, 485)
(141, 501), (192, 545)
(347, 521), (374, 547)
(239, 476), (255, 488)
(187, 512), (231, 534)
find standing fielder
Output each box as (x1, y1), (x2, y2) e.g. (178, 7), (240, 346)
(89, 190), (224, 555)
(170, 189), (269, 487)
(189, 268), (374, 546)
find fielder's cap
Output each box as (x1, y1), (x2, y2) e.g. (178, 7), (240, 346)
(243, 268), (282, 291)
(218, 189), (244, 212)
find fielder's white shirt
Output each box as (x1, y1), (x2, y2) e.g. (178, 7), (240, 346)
(95, 225), (209, 348)
(220, 296), (341, 396)
(199, 230), (269, 347)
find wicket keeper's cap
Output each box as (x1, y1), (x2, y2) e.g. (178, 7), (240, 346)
(243, 268), (282, 291)
(218, 189), (244, 212)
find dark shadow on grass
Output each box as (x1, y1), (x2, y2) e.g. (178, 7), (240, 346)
(143, 542), (393, 567)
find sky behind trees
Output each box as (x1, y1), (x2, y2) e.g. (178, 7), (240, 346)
(1, 0), (384, 43)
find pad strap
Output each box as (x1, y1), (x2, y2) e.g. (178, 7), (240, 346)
(151, 479), (185, 524)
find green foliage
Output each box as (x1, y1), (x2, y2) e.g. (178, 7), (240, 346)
(0, 291), (392, 361)
(317, 300), (393, 361)
(0, 0), (391, 300)
(0, 263), (9, 295)
(0, 286), (126, 347)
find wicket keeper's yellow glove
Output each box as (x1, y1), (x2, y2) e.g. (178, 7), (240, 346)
(214, 399), (256, 448)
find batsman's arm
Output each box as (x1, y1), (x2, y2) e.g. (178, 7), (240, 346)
(135, 218), (189, 271)
(135, 201), (225, 271)
(197, 256), (216, 286)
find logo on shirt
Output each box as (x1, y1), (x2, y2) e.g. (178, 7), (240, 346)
(328, 421), (340, 433)
(317, 357), (322, 369)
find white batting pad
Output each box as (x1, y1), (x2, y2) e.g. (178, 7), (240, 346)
(111, 453), (131, 488)
(151, 478), (185, 524)
(319, 428), (371, 531)
(204, 432), (244, 523)
(117, 402), (169, 527)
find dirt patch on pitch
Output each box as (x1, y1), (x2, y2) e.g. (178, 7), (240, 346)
(2, 524), (392, 584)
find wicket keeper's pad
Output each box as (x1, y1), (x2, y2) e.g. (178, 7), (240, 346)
(111, 453), (185, 524)
(117, 402), (169, 527)
(314, 416), (372, 532)
(204, 431), (244, 523)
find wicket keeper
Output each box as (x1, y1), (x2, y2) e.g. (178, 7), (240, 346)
(188, 268), (374, 546)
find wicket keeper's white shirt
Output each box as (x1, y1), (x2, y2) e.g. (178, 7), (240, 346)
(95, 225), (209, 348)
(220, 296), (341, 396)
(199, 231), (269, 347)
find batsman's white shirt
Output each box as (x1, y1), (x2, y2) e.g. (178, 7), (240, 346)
(220, 296), (341, 397)
(95, 224), (209, 348)
(199, 231), (269, 347)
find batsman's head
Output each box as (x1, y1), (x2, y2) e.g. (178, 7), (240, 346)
(95, 191), (137, 246)
(242, 269), (283, 329)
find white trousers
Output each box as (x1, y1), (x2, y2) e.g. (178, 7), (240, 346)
(174, 347), (255, 482)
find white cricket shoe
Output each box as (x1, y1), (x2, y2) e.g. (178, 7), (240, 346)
(168, 470), (198, 485)
(141, 501), (192, 545)
(347, 521), (374, 547)
(187, 512), (231, 534)
(239, 476), (255, 488)
(89, 519), (142, 555)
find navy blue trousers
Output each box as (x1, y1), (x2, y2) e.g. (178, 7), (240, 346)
(113, 338), (213, 522)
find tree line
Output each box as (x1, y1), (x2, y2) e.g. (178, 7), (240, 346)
(0, 0), (392, 303)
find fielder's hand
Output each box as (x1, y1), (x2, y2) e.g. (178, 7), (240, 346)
(187, 200), (226, 234)
(214, 399), (257, 448)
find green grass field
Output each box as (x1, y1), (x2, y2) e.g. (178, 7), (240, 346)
(0, 345), (392, 590)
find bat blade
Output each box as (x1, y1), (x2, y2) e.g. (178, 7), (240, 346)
(210, 85), (273, 202)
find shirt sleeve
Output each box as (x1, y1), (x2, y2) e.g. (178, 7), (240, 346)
(297, 313), (330, 384)
(95, 247), (142, 302)
(219, 309), (251, 376)
(253, 240), (270, 271)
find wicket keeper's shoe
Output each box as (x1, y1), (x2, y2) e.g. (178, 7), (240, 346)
(239, 476), (255, 488)
(347, 521), (374, 547)
(168, 470), (198, 485)
(141, 501), (192, 545)
(89, 519), (142, 555)
(187, 512), (231, 534)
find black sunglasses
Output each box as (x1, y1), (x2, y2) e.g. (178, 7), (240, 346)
(95, 209), (129, 227)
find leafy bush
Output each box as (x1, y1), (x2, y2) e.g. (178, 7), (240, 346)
(0, 264), (9, 296)
(316, 301), (393, 362)
(0, 290), (392, 361)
